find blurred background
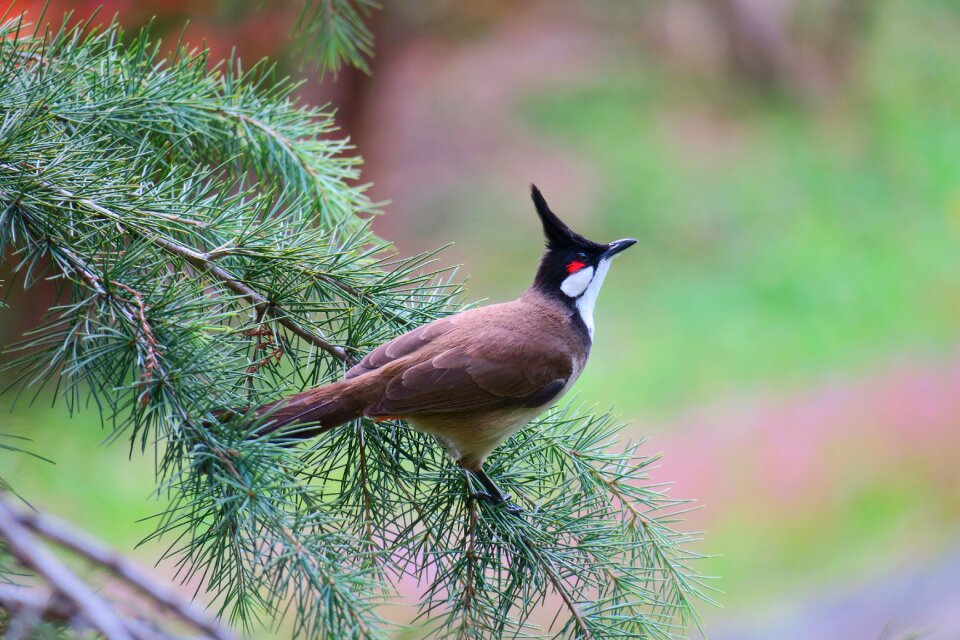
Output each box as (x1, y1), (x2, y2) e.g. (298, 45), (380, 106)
(3, 0), (960, 638)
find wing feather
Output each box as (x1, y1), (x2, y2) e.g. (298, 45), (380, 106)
(347, 303), (580, 417)
(345, 317), (456, 379)
(366, 337), (573, 416)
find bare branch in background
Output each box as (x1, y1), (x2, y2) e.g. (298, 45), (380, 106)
(0, 493), (235, 640)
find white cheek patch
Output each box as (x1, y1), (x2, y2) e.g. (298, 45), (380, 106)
(560, 266), (594, 297)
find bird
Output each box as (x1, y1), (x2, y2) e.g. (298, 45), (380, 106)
(252, 185), (636, 512)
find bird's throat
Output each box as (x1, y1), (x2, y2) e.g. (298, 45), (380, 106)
(574, 259), (610, 338)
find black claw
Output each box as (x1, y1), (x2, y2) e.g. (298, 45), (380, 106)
(469, 490), (523, 513)
(464, 466), (523, 513)
(470, 490), (511, 504)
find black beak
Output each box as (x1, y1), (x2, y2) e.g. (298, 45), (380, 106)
(601, 238), (637, 259)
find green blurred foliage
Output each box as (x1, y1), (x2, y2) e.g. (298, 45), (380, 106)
(511, 2), (960, 416)
(382, 0), (960, 623)
(2, 405), (159, 552)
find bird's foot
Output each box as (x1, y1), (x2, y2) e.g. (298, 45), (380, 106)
(469, 491), (524, 514)
(503, 502), (524, 514)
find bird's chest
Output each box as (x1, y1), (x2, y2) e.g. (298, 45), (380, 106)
(406, 405), (546, 468)
(563, 338), (589, 390)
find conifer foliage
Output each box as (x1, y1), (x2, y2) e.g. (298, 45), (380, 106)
(0, 7), (709, 639)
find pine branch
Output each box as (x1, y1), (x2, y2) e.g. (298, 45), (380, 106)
(38, 173), (357, 364)
(9, 22), (372, 226)
(0, 10), (708, 639)
(411, 406), (709, 640)
(293, 0), (380, 76)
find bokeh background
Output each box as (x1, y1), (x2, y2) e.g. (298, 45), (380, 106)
(3, 1), (960, 638)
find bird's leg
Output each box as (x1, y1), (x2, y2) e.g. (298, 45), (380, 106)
(473, 468), (508, 502)
(467, 466), (523, 514)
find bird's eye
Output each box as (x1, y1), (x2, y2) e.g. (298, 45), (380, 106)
(566, 256), (588, 273)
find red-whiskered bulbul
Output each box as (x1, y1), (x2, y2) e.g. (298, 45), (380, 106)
(254, 185), (636, 512)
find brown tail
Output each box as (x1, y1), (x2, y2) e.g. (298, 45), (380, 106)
(251, 377), (373, 440)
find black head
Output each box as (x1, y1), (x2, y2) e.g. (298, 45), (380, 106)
(530, 185), (636, 303)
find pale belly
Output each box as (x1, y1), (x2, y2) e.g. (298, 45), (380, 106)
(404, 370), (582, 470)
(406, 406), (544, 471)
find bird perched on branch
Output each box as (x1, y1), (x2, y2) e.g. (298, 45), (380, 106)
(253, 185), (636, 512)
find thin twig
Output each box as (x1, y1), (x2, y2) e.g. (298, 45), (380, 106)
(571, 452), (698, 619)
(41, 237), (167, 399)
(355, 421), (375, 546)
(275, 523), (374, 638)
(456, 500), (478, 640)
(368, 438), (442, 575)
(210, 448), (373, 637)
(112, 281), (162, 399)
(538, 553), (594, 640)
(570, 452), (648, 528)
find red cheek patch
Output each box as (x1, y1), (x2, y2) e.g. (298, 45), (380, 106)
(566, 261), (587, 273)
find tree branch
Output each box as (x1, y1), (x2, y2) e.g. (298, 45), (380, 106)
(538, 552), (594, 640)
(571, 451), (703, 615)
(38, 232), (168, 403)
(144, 231), (357, 365)
(355, 421), (375, 546)
(0, 585), (184, 640)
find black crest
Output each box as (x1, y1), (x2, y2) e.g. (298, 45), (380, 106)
(531, 185), (593, 251)
(530, 185), (605, 253)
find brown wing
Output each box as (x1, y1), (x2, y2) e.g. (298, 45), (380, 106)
(345, 317), (457, 379)
(363, 328), (574, 417)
